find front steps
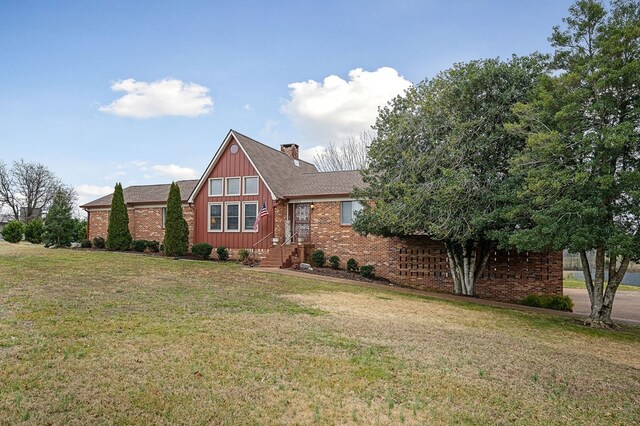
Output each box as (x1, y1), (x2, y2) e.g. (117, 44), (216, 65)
(259, 245), (298, 268)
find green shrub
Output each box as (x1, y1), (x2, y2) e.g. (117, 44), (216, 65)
(521, 294), (574, 312)
(346, 258), (359, 272)
(131, 240), (147, 252)
(216, 246), (229, 261)
(238, 248), (250, 262)
(360, 265), (375, 278)
(329, 255), (340, 269)
(311, 249), (326, 267)
(24, 219), (44, 244)
(163, 182), (189, 256)
(146, 240), (160, 253)
(192, 243), (213, 260)
(80, 239), (92, 248)
(106, 183), (132, 251)
(92, 237), (106, 249)
(2, 220), (23, 243)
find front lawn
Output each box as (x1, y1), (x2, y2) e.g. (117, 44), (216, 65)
(564, 271), (640, 292)
(1, 242), (639, 424)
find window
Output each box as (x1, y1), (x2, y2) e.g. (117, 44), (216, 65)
(208, 203), (222, 232)
(209, 178), (223, 196)
(340, 201), (364, 225)
(226, 177), (241, 196)
(243, 202), (258, 232)
(243, 176), (259, 195)
(225, 202), (240, 231)
(162, 207), (167, 228)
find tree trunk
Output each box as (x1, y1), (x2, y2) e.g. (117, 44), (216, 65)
(445, 240), (493, 296)
(580, 247), (630, 328)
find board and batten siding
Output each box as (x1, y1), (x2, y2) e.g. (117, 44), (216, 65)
(192, 137), (275, 250)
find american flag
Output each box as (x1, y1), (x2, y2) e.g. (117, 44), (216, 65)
(253, 201), (269, 231)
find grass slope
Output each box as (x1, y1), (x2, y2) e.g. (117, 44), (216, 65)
(1, 242), (639, 424)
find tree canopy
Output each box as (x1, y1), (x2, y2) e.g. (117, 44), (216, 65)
(163, 182), (189, 256)
(43, 189), (75, 247)
(105, 183), (132, 251)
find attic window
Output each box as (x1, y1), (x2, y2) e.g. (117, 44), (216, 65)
(293, 159), (300, 167)
(230, 144), (239, 154)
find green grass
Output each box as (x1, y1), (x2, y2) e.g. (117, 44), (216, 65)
(564, 272), (640, 291)
(1, 242), (639, 424)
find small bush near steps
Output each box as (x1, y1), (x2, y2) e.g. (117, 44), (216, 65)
(311, 249), (326, 267)
(192, 243), (213, 260)
(520, 294), (574, 312)
(216, 246), (229, 261)
(360, 265), (375, 279)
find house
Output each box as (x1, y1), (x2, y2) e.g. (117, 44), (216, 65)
(82, 129), (563, 302)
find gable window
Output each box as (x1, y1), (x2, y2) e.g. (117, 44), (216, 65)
(162, 207), (167, 229)
(209, 178), (223, 196)
(208, 203), (222, 232)
(226, 177), (241, 196)
(340, 201), (364, 225)
(243, 176), (259, 196)
(243, 202), (258, 232)
(225, 202), (240, 231)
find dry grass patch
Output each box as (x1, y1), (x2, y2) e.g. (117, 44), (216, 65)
(1, 242), (639, 424)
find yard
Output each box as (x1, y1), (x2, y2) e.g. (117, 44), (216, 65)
(1, 243), (639, 424)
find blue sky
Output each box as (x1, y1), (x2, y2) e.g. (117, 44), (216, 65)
(0, 0), (574, 206)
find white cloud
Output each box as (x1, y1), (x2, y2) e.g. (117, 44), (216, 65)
(282, 67), (411, 143)
(75, 184), (114, 207)
(151, 164), (198, 180)
(299, 145), (326, 163)
(100, 78), (213, 118)
(103, 170), (126, 180)
(243, 104), (253, 111)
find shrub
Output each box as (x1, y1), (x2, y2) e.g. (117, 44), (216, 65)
(360, 265), (375, 278)
(146, 240), (160, 253)
(131, 240), (147, 252)
(80, 239), (92, 248)
(346, 258), (359, 272)
(43, 189), (75, 247)
(216, 246), (229, 261)
(163, 182), (189, 256)
(192, 243), (213, 260)
(238, 248), (250, 262)
(106, 183), (132, 251)
(24, 219), (44, 244)
(521, 294), (574, 312)
(1, 220), (23, 243)
(329, 255), (340, 269)
(311, 249), (326, 267)
(72, 218), (87, 242)
(92, 237), (106, 249)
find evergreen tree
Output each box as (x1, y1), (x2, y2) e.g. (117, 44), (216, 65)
(163, 182), (189, 256)
(105, 182), (132, 251)
(43, 190), (75, 247)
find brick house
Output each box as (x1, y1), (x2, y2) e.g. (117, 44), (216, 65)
(82, 129), (562, 302)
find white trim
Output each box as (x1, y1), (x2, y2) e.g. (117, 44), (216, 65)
(208, 178), (223, 197)
(242, 201), (259, 233)
(187, 130), (277, 203)
(207, 202), (223, 233)
(224, 202), (241, 232)
(243, 176), (259, 196)
(287, 197), (361, 204)
(225, 176), (241, 196)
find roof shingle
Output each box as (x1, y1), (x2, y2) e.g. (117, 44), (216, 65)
(80, 180), (198, 208)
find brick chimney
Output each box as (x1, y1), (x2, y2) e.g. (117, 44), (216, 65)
(280, 143), (299, 160)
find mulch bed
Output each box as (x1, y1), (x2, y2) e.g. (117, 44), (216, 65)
(295, 266), (391, 284)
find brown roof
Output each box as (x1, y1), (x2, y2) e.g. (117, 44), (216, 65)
(284, 171), (364, 198)
(81, 180), (198, 208)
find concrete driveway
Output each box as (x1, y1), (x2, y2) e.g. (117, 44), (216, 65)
(565, 288), (640, 325)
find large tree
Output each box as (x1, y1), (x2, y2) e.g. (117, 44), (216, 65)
(0, 160), (62, 221)
(43, 188), (75, 247)
(353, 56), (546, 296)
(509, 0), (640, 327)
(314, 131), (372, 172)
(105, 183), (132, 251)
(163, 182), (189, 256)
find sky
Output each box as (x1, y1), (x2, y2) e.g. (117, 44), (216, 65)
(0, 0), (576, 208)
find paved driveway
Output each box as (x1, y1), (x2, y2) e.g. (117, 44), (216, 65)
(565, 288), (640, 325)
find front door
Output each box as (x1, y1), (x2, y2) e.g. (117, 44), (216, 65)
(294, 203), (311, 243)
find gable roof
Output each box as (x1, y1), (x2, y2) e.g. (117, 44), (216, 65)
(80, 180), (198, 209)
(284, 171), (365, 198)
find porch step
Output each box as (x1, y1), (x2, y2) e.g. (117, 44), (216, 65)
(258, 245), (298, 268)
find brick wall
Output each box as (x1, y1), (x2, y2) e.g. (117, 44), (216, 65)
(309, 201), (563, 303)
(87, 204), (196, 245)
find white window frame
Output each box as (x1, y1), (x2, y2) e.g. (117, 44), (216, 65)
(243, 176), (259, 196)
(225, 177), (241, 196)
(225, 202), (241, 232)
(208, 178), (223, 197)
(242, 201), (259, 233)
(340, 201), (364, 226)
(208, 202), (223, 233)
